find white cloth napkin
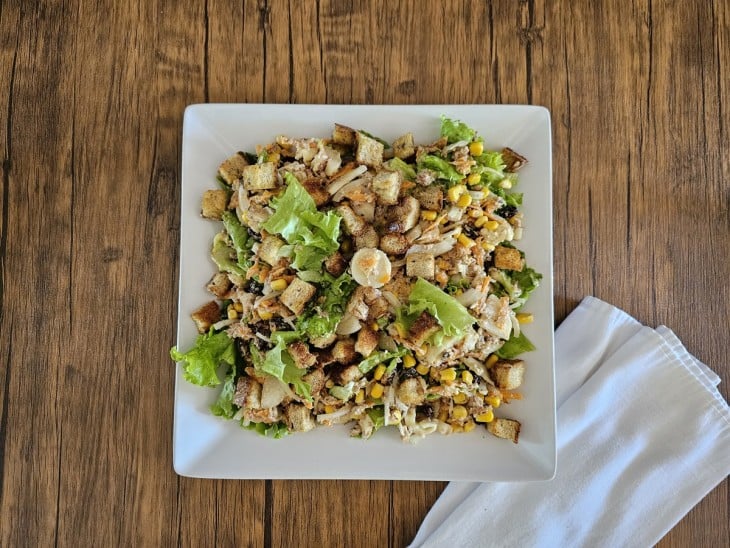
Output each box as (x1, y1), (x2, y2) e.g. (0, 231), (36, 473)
(411, 296), (730, 548)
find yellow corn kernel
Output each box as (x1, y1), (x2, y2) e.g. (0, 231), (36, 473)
(451, 424), (464, 433)
(516, 312), (534, 324)
(439, 215), (449, 225)
(486, 354), (499, 367)
(416, 363), (430, 376)
(227, 308), (238, 320)
(484, 395), (501, 408)
(447, 185), (466, 203)
(461, 370), (474, 384)
(440, 368), (457, 382)
(485, 220), (500, 231)
(421, 210), (438, 221)
(468, 207), (484, 218)
(456, 193), (472, 208)
(437, 408), (449, 423)
(369, 322), (380, 332)
(258, 309), (274, 320)
(395, 323), (406, 338)
(481, 241), (495, 252)
(463, 420), (476, 433)
(270, 278), (288, 291)
(325, 379), (335, 388)
(370, 383), (384, 399)
(403, 354), (416, 368)
(453, 392), (468, 405)
(499, 178), (513, 189)
(475, 409), (495, 423)
(355, 389), (365, 404)
(324, 405), (336, 413)
(474, 215), (490, 228)
(457, 234), (475, 248)
(373, 364), (387, 381)
(233, 302), (244, 313)
(467, 172), (481, 186)
(469, 141), (484, 156)
(451, 405), (468, 421)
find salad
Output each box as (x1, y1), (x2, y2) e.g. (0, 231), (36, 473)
(171, 116), (541, 443)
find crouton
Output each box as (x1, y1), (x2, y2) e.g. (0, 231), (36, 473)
(354, 225), (380, 249)
(493, 245), (524, 271)
(387, 196), (420, 232)
(201, 189), (229, 220)
(315, 348), (337, 366)
(355, 132), (384, 168)
(285, 403), (316, 432)
(324, 251), (347, 277)
(287, 341), (317, 369)
(372, 170), (402, 205)
(408, 311), (440, 346)
(302, 368), (326, 397)
(366, 297), (390, 321)
(241, 162), (278, 191)
(279, 277), (317, 315)
(337, 364), (363, 384)
(301, 178), (330, 207)
(336, 204), (367, 237)
(392, 133), (416, 160)
(491, 359), (525, 390)
(380, 233), (410, 255)
(218, 152), (250, 184)
(412, 185), (444, 211)
(501, 147), (528, 172)
(311, 333), (338, 349)
(397, 377), (426, 405)
(233, 376), (262, 409)
(332, 338), (357, 365)
(258, 234), (285, 266)
(190, 301), (221, 333)
(487, 417), (521, 443)
(333, 123), (356, 146)
(355, 326), (379, 356)
(206, 272), (232, 298)
(406, 252), (435, 279)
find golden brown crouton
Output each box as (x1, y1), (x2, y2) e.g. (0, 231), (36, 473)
(406, 252), (435, 279)
(487, 417), (521, 443)
(412, 185), (444, 211)
(241, 162), (278, 191)
(493, 245), (524, 271)
(386, 196), (421, 232)
(201, 189), (229, 220)
(337, 364), (363, 384)
(408, 311), (440, 346)
(315, 348), (337, 366)
(366, 297), (390, 322)
(279, 277), (317, 315)
(233, 376), (262, 409)
(380, 233), (410, 256)
(354, 226), (380, 250)
(392, 133), (416, 160)
(372, 170), (402, 205)
(190, 301), (221, 333)
(301, 178), (330, 207)
(218, 152), (250, 185)
(206, 272), (232, 299)
(355, 132), (384, 168)
(284, 403), (316, 432)
(332, 338), (357, 365)
(302, 368), (326, 397)
(491, 359), (525, 390)
(258, 234), (285, 266)
(311, 333), (338, 350)
(287, 341), (317, 369)
(397, 377), (426, 405)
(332, 123), (357, 146)
(501, 147), (527, 172)
(355, 326), (379, 356)
(324, 251), (347, 277)
(336, 204), (368, 237)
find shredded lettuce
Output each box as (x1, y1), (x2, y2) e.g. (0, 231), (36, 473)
(440, 115), (476, 144)
(221, 211), (254, 272)
(358, 348), (408, 374)
(243, 421), (289, 439)
(491, 262), (542, 309)
(496, 331), (536, 359)
(170, 329), (235, 387)
(417, 154), (464, 184)
(259, 340), (312, 402)
(329, 382), (356, 401)
(210, 366), (237, 418)
(296, 272), (357, 340)
(405, 278), (475, 337)
(211, 232), (247, 277)
(367, 406), (385, 431)
(385, 157), (417, 180)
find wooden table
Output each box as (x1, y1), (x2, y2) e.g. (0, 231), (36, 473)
(1, 1), (727, 546)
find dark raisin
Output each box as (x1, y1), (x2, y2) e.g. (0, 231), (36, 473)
(247, 227), (262, 242)
(244, 278), (264, 294)
(400, 367), (420, 380)
(495, 204), (517, 219)
(417, 405), (434, 419)
(463, 224), (479, 239)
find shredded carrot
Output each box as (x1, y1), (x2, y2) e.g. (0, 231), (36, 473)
(401, 180), (416, 190)
(501, 390), (523, 402)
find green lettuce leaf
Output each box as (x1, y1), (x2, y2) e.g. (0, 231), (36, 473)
(417, 154), (464, 184)
(297, 272), (357, 340)
(367, 406), (385, 431)
(440, 115), (476, 144)
(496, 331), (536, 359)
(259, 341), (312, 402)
(243, 421), (289, 439)
(385, 157), (417, 180)
(210, 365), (237, 418)
(221, 211), (254, 272)
(406, 278), (475, 337)
(170, 330), (235, 387)
(358, 348), (408, 374)
(329, 382), (356, 401)
(211, 232), (247, 277)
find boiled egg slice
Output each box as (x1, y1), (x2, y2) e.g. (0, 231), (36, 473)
(351, 248), (392, 288)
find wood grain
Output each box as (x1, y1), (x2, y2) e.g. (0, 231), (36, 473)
(0, 1), (726, 547)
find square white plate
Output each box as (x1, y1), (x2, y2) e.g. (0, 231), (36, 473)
(174, 104), (555, 481)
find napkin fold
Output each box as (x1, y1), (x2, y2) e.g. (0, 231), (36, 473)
(411, 296), (730, 548)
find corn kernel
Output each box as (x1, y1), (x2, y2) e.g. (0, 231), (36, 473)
(481, 242), (495, 252)
(370, 322), (380, 331)
(463, 420), (477, 433)
(475, 215), (490, 228)
(516, 312), (534, 324)
(421, 210), (438, 221)
(439, 216), (449, 225)
(395, 323), (406, 338)
(456, 193), (472, 208)
(461, 370), (474, 384)
(485, 220), (500, 231)
(476, 409), (495, 423)
(451, 405), (468, 421)
(403, 354), (416, 368)
(233, 302), (244, 313)
(457, 234), (475, 248)
(227, 308), (238, 320)
(258, 309), (274, 320)
(447, 185), (466, 203)
(468, 207), (484, 218)
(467, 172), (481, 186)
(325, 379), (335, 388)
(440, 368), (457, 382)
(453, 392), (468, 404)
(370, 383), (384, 399)
(469, 141), (484, 156)
(484, 395), (501, 408)
(373, 364), (387, 381)
(270, 278), (288, 291)
(416, 363), (430, 376)
(324, 405), (336, 413)
(451, 424), (464, 433)
(486, 354), (499, 367)
(438, 408), (449, 422)
(499, 178), (513, 189)
(355, 389), (365, 404)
